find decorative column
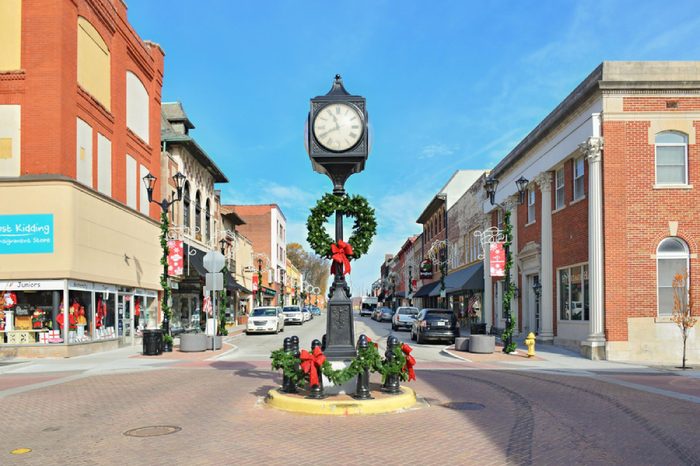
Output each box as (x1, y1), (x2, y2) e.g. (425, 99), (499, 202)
(535, 172), (554, 342)
(581, 136), (606, 359)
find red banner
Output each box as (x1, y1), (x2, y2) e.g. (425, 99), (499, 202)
(167, 240), (184, 276)
(490, 242), (505, 277)
(252, 274), (259, 292)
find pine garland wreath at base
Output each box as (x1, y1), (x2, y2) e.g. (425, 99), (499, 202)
(307, 193), (377, 260)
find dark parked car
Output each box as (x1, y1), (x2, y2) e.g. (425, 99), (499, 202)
(411, 308), (459, 344)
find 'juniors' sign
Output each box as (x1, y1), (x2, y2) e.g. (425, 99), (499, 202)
(490, 242), (505, 277)
(0, 214), (54, 254)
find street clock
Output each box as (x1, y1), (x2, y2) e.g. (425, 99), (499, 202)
(306, 75), (369, 193)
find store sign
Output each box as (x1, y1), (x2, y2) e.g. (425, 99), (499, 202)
(419, 259), (433, 279)
(0, 214), (54, 254)
(167, 240), (184, 276)
(0, 279), (63, 290)
(68, 280), (92, 290)
(490, 242), (505, 277)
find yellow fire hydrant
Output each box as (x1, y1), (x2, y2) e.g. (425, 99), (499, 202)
(525, 332), (536, 358)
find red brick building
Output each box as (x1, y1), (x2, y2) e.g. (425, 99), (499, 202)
(485, 62), (700, 363)
(225, 205), (287, 306)
(0, 0), (166, 355)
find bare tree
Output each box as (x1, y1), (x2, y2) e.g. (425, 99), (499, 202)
(287, 243), (329, 297)
(671, 273), (697, 369)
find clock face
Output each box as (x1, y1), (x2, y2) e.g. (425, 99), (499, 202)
(313, 103), (363, 152)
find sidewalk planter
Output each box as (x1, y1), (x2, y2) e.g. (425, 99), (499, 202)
(454, 337), (469, 352)
(468, 335), (495, 354)
(206, 335), (222, 350)
(470, 323), (487, 335)
(179, 333), (207, 352)
(237, 315), (248, 325)
(142, 329), (163, 356)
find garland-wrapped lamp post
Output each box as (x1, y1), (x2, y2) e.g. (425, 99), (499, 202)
(481, 175), (529, 353)
(306, 75), (376, 359)
(142, 171), (187, 336)
(257, 258), (263, 307)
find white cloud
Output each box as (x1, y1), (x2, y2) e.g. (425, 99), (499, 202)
(419, 143), (457, 159)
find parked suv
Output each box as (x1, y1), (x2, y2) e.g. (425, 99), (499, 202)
(282, 306), (304, 325)
(411, 308), (459, 344)
(392, 306), (419, 331)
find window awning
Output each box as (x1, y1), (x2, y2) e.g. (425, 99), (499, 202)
(445, 262), (485, 294)
(186, 243), (207, 277)
(414, 281), (440, 298)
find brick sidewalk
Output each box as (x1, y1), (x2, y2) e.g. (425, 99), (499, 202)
(2, 361), (699, 465)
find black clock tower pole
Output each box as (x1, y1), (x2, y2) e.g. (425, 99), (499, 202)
(307, 75), (369, 360)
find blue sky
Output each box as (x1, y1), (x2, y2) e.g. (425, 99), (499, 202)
(128, 0), (700, 295)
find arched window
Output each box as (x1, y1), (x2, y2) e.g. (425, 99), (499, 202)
(126, 71), (149, 143)
(656, 131), (688, 185)
(77, 17), (110, 110)
(205, 199), (211, 243)
(195, 191), (202, 238)
(183, 182), (190, 230)
(657, 237), (689, 315)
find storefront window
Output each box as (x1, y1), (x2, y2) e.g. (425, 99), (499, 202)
(68, 290), (93, 343)
(1, 290), (61, 344)
(559, 264), (589, 321)
(95, 292), (116, 340)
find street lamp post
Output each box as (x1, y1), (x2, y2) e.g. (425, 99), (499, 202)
(280, 269), (285, 307)
(408, 265), (413, 306)
(257, 258), (263, 307)
(143, 171), (187, 336)
(481, 175), (528, 353)
(532, 278), (542, 334)
(294, 283), (299, 306)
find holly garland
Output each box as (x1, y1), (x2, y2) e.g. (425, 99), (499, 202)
(307, 193), (377, 261)
(270, 338), (414, 389)
(501, 210), (517, 353)
(159, 211), (172, 326)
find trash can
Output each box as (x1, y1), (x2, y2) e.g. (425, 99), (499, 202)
(470, 323), (487, 335)
(142, 329), (163, 356)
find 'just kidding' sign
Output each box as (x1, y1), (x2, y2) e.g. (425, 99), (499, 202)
(0, 214), (54, 254)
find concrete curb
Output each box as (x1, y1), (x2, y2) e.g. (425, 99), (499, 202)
(266, 386), (418, 415)
(440, 346), (472, 362)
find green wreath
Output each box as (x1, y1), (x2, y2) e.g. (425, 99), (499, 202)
(307, 193), (377, 259)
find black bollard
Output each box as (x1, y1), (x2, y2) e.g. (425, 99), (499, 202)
(280, 337), (297, 394)
(353, 334), (373, 400)
(321, 334), (327, 351)
(307, 339), (326, 399)
(381, 335), (401, 394)
(291, 335), (300, 391)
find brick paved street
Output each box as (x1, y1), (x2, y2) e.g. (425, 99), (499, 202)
(2, 354), (700, 466)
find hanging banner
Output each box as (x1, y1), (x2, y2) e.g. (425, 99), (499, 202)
(490, 242), (505, 277)
(167, 240), (184, 276)
(203, 295), (213, 317)
(252, 274), (259, 292)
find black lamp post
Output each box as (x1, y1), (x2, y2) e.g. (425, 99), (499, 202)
(408, 265), (413, 306)
(532, 278), (542, 334)
(294, 283), (299, 306)
(257, 258), (263, 307)
(279, 269), (285, 307)
(306, 75), (369, 359)
(484, 175), (529, 353)
(143, 171), (186, 336)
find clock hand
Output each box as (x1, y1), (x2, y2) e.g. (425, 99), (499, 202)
(317, 128), (337, 139)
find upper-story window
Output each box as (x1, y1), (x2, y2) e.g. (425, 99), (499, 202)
(126, 71), (149, 143)
(657, 237), (689, 316)
(527, 187), (536, 223)
(0, 0), (21, 72)
(205, 199), (211, 243)
(555, 167), (565, 209)
(573, 157), (585, 200)
(183, 182), (191, 230)
(655, 131), (688, 185)
(77, 17), (110, 110)
(195, 191), (202, 238)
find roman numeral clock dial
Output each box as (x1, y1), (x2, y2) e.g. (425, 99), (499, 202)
(313, 103), (363, 152)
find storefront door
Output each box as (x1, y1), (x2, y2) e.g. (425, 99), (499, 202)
(525, 274), (540, 335)
(117, 293), (134, 346)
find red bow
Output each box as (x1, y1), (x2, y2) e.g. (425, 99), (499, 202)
(401, 343), (416, 381)
(300, 346), (326, 387)
(330, 240), (353, 275)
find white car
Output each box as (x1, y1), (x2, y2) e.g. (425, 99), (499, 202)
(302, 308), (312, 322)
(282, 306), (304, 325)
(392, 306), (419, 331)
(246, 307), (285, 334)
